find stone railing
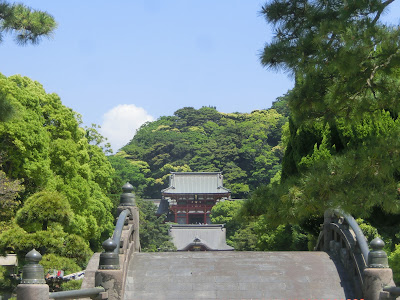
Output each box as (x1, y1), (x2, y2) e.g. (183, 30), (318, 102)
(15, 249), (107, 300)
(83, 182), (140, 300)
(315, 209), (396, 300)
(16, 183), (140, 300)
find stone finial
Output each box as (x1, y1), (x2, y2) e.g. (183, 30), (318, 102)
(26, 249), (42, 263)
(119, 182), (136, 206)
(122, 182), (134, 193)
(368, 237), (389, 268)
(99, 238), (120, 270)
(21, 249), (46, 284)
(103, 238), (117, 252)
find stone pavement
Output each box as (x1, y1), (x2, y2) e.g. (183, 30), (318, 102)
(123, 251), (354, 300)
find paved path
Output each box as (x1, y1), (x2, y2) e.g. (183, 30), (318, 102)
(124, 251), (354, 300)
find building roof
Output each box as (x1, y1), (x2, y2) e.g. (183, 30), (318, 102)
(162, 172), (230, 195)
(169, 224), (234, 251)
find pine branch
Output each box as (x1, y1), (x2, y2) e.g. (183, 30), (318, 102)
(367, 48), (400, 92)
(0, 1), (56, 45)
(372, 0), (395, 24)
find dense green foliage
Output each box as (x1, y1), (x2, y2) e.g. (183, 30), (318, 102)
(210, 200), (308, 251)
(60, 279), (83, 291)
(390, 244), (400, 284)
(246, 0), (400, 224)
(210, 200), (244, 237)
(0, 73), (117, 291)
(114, 106), (287, 199)
(0, 265), (15, 294)
(136, 199), (176, 252)
(0, 167), (23, 225)
(233, 0), (400, 281)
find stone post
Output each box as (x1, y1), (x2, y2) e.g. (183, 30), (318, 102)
(116, 182), (136, 217)
(131, 206), (140, 251)
(116, 182), (140, 251)
(16, 249), (49, 300)
(94, 183), (140, 300)
(96, 239), (123, 300)
(363, 238), (396, 300)
(99, 239), (119, 270)
(323, 210), (333, 252)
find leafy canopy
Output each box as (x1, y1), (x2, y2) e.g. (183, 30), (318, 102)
(0, 74), (115, 281)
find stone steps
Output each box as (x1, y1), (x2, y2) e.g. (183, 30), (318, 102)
(124, 251), (354, 300)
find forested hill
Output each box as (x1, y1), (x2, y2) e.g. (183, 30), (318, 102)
(109, 105), (288, 199)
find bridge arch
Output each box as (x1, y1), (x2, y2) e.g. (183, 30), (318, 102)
(15, 185), (399, 300)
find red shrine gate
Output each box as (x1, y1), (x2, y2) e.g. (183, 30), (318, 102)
(160, 172), (230, 224)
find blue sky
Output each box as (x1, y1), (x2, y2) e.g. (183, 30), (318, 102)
(1, 1), (400, 151)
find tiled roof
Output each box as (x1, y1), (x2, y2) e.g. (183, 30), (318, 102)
(169, 224), (234, 251)
(161, 172), (230, 195)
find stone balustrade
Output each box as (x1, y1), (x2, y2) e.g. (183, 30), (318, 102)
(13, 192), (398, 300)
(315, 209), (397, 300)
(15, 183), (140, 300)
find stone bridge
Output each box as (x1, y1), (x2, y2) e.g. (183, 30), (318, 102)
(16, 185), (399, 300)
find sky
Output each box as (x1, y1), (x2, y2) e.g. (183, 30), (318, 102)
(1, 1), (400, 152)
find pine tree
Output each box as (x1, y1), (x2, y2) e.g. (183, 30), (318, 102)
(0, 1), (57, 122)
(0, 1), (56, 45)
(252, 0), (400, 222)
(261, 0), (400, 122)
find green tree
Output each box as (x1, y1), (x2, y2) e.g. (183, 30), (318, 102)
(210, 200), (244, 240)
(0, 2), (57, 122)
(231, 0), (400, 256)
(256, 223), (308, 251)
(136, 199), (175, 252)
(261, 0), (400, 121)
(389, 244), (400, 285)
(0, 73), (115, 276)
(229, 222), (259, 251)
(85, 124), (112, 154)
(0, 223), (92, 267)
(41, 253), (80, 276)
(15, 190), (72, 231)
(0, 1), (56, 45)
(253, 0), (400, 225)
(271, 95), (290, 117)
(108, 156), (150, 197)
(0, 265), (16, 294)
(0, 169), (23, 224)
(0, 89), (15, 122)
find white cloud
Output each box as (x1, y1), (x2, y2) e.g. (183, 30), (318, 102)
(100, 104), (154, 152)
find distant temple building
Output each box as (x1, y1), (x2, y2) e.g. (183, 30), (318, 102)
(158, 172), (231, 224)
(157, 172), (234, 251)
